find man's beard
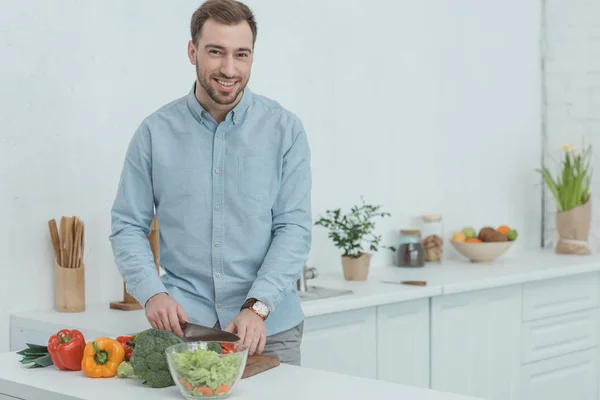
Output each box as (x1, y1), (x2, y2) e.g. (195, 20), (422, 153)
(196, 63), (245, 106)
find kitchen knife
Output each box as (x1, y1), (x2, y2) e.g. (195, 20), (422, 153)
(381, 280), (427, 286)
(180, 321), (241, 343)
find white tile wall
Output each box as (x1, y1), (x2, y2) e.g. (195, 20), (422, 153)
(542, 0), (600, 249)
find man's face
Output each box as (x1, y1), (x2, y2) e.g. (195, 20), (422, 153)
(188, 19), (254, 106)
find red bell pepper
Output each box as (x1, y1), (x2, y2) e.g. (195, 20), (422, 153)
(220, 343), (235, 355)
(47, 329), (86, 371)
(116, 335), (134, 361)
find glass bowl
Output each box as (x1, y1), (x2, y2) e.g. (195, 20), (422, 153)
(165, 341), (248, 399)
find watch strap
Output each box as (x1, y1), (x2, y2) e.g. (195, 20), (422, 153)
(241, 298), (269, 320)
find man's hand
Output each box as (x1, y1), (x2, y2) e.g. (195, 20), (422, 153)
(224, 309), (266, 356)
(145, 292), (188, 338)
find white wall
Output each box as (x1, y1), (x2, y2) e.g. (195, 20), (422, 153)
(542, 0), (600, 250)
(0, 0), (542, 351)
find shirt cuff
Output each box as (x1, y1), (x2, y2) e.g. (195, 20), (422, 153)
(130, 274), (168, 308)
(246, 286), (277, 312)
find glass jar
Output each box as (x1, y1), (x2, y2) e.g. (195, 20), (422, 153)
(396, 230), (425, 267)
(421, 214), (443, 262)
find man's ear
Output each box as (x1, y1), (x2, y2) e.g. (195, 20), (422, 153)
(187, 40), (197, 65)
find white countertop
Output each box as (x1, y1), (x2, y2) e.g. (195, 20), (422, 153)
(367, 248), (600, 295)
(10, 248), (600, 343)
(0, 352), (483, 400)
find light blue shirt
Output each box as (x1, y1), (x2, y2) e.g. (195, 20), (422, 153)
(109, 83), (312, 336)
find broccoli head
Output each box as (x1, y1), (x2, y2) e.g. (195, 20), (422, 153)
(129, 328), (183, 388)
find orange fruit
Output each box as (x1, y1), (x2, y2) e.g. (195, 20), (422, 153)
(497, 225), (511, 235)
(452, 232), (466, 242)
(465, 238), (482, 243)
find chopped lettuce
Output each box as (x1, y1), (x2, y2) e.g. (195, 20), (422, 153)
(171, 347), (243, 392)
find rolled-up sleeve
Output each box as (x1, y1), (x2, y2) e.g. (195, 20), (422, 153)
(246, 119), (312, 310)
(109, 122), (166, 307)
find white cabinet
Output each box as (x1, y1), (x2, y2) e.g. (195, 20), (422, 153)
(519, 273), (600, 400)
(431, 285), (522, 400)
(376, 298), (429, 388)
(301, 306), (377, 379)
(520, 348), (598, 400)
(300, 298), (431, 386)
(520, 308), (599, 364)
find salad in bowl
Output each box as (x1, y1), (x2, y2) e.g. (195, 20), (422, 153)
(165, 341), (248, 398)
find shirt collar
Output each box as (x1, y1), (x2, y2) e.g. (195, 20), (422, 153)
(186, 81), (253, 126)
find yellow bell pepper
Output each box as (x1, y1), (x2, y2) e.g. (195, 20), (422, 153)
(81, 337), (125, 378)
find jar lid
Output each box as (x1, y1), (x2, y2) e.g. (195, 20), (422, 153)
(400, 229), (421, 236)
(422, 214), (442, 222)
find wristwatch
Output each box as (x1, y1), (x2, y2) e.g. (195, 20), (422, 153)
(241, 298), (270, 320)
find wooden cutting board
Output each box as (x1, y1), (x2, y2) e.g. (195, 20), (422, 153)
(242, 354), (280, 378)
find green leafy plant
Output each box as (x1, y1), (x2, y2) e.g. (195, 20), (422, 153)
(536, 141), (592, 212)
(314, 197), (394, 259)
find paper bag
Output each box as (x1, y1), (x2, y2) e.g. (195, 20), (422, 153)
(555, 199), (592, 255)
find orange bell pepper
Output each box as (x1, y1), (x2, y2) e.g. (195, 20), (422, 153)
(81, 337), (125, 378)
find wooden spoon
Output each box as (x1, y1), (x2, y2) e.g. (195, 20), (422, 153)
(59, 217), (67, 268)
(48, 219), (61, 265)
(64, 217), (73, 268)
(72, 218), (81, 269)
(80, 221), (85, 268)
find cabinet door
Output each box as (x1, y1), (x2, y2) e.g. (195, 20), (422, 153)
(520, 348), (598, 400)
(377, 298), (429, 388)
(431, 285), (522, 400)
(301, 307), (377, 379)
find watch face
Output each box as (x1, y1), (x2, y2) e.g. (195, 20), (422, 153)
(253, 301), (269, 316)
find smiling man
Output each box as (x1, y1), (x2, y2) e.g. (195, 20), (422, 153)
(109, 0), (312, 366)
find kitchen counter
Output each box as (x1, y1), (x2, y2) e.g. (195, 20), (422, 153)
(7, 248), (600, 400)
(0, 351), (483, 400)
(367, 247), (600, 294)
(9, 248), (600, 348)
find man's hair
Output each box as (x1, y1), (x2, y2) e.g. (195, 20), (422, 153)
(190, 0), (257, 46)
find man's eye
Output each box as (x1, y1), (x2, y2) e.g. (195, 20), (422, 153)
(209, 50), (221, 55)
(237, 53), (248, 58)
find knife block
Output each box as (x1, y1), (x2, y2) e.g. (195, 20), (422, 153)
(110, 216), (160, 311)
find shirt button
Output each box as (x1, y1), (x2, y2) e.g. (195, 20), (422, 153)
(234, 116), (238, 122)
(216, 273), (221, 278)
(217, 133), (222, 138)
(215, 205), (220, 211)
(215, 242), (220, 247)
(215, 169), (220, 174)
(218, 304), (222, 308)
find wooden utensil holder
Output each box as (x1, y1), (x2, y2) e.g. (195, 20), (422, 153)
(55, 259), (85, 313)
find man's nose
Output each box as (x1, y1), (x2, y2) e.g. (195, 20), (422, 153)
(220, 56), (236, 77)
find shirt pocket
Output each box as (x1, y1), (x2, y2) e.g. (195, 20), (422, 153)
(238, 156), (277, 201)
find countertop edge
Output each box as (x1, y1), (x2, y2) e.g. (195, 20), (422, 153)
(302, 286), (442, 317)
(441, 263), (600, 295)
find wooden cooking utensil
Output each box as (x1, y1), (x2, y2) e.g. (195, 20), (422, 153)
(48, 219), (61, 265)
(65, 217), (74, 268)
(59, 217), (67, 268)
(80, 221), (85, 268)
(72, 218), (81, 269)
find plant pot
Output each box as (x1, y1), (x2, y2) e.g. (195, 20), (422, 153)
(341, 253), (372, 281)
(555, 199), (592, 255)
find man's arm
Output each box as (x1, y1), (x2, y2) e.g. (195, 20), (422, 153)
(246, 119), (313, 311)
(109, 123), (167, 308)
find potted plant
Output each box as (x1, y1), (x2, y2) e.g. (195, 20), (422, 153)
(536, 141), (592, 255)
(314, 197), (394, 280)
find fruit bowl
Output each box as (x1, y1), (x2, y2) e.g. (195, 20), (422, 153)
(451, 240), (514, 263)
(165, 341), (248, 399)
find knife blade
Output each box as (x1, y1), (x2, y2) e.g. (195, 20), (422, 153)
(180, 321), (241, 343)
